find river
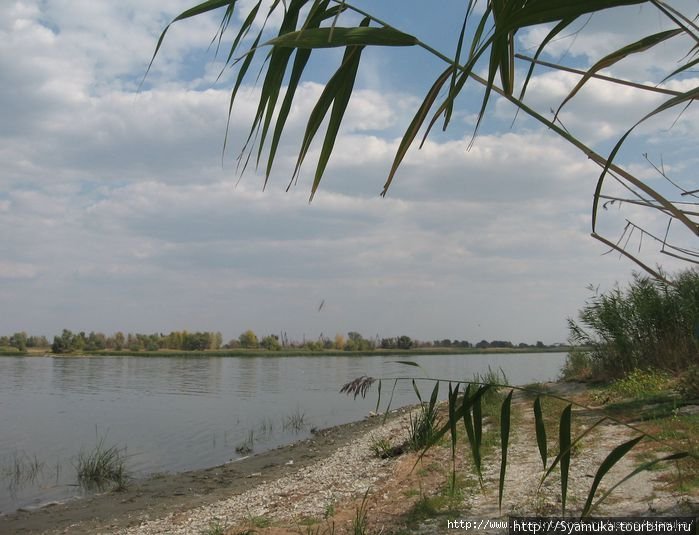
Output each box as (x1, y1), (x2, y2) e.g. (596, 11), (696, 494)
(0, 352), (566, 514)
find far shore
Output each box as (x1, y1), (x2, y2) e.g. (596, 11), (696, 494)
(2, 346), (573, 358)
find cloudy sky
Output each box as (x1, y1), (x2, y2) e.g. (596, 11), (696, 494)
(2, 1), (696, 345)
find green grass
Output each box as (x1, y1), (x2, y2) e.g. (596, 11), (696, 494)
(249, 515), (271, 528)
(1, 452), (45, 492)
(235, 430), (255, 455)
(283, 409), (307, 432)
(75, 436), (128, 491)
(201, 519), (226, 535)
(352, 490), (370, 535)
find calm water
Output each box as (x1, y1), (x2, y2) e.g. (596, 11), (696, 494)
(0, 352), (566, 514)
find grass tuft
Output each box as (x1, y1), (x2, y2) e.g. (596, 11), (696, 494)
(75, 435), (128, 491)
(284, 409), (308, 432)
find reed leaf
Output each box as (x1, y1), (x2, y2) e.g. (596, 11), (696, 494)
(393, 360), (421, 367)
(589, 452), (689, 514)
(555, 28), (683, 120)
(442, 1), (474, 130)
(382, 378), (399, 424)
(518, 16), (576, 102)
(264, 0), (341, 186)
(381, 66), (453, 196)
(448, 383), (459, 491)
(533, 396), (547, 470)
(428, 379), (440, 414)
(459, 385), (486, 488)
(581, 435), (644, 517)
(412, 379), (423, 403)
(498, 390), (513, 511)
(265, 26), (417, 48)
(559, 404), (572, 515)
(592, 86), (699, 233)
(146, 0), (234, 80)
(461, 385), (479, 480)
(309, 21), (366, 200)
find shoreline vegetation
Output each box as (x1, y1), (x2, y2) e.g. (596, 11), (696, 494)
(1, 329), (564, 356)
(1, 345), (572, 358)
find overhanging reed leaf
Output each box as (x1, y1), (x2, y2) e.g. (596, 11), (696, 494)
(590, 451), (689, 514)
(412, 379), (423, 403)
(581, 435), (644, 517)
(254, 0), (307, 171)
(592, 86), (699, 232)
(375, 379), (382, 414)
(382, 378), (399, 424)
(428, 380), (440, 414)
(145, 0), (233, 82)
(265, 26), (418, 48)
(443, 1), (474, 130)
(660, 56), (699, 84)
(469, 384), (490, 485)
(217, 0), (261, 82)
(473, 387), (483, 456)
(533, 396), (547, 469)
(393, 360), (421, 367)
(559, 404), (572, 515)
(264, 3), (341, 184)
(540, 415), (608, 491)
(381, 66), (453, 196)
(555, 29), (683, 120)
(290, 18), (371, 197)
(462, 385), (479, 479)
(448, 383), (459, 491)
(498, 389), (513, 511)
(518, 17), (576, 102)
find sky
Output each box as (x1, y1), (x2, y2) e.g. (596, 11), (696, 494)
(1, 1), (697, 345)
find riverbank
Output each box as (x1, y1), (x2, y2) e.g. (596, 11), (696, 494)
(3, 382), (697, 534)
(7, 347), (573, 358)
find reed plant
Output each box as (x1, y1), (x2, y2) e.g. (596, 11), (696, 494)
(75, 435), (128, 491)
(568, 269), (699, 378)
(342, 372), (695, 518)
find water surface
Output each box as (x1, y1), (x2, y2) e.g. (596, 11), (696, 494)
(0, 352), (566, 514)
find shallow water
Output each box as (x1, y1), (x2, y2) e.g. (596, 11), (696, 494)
(0, 352), (565, 514)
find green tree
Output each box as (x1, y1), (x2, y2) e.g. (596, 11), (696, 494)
(113, 331), (125, 351)
(260, 334), (282, 351)
(397, 335), (413, 350)
(52, 329), (75, 354)
(239, 329), (259, 348)
(10, 332), (28, 352)
(150, 0), (698, 279)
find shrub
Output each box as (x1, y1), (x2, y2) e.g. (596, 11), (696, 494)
(568, 269), (699, 377)
(677, 365), (699, 400)
(561, 348), (595, 381)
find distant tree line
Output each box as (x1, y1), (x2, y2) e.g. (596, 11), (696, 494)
(0, 329), (554, 354)
(0, 332), (50, 352)
(48, 329), (224, 353)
